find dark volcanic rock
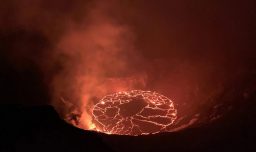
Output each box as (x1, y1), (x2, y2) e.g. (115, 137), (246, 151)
(0, 99), (255, 152)
(0, 105), (112, 152)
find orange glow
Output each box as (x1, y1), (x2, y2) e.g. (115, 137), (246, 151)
(89, 123), (96, 130)
(89, 90), (177, 136)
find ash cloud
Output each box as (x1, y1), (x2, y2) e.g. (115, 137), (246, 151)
(1, 0), (147, 129)
(49, 1), (147, 128)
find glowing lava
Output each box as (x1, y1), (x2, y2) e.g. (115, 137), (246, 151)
(91, 90), (177, 136)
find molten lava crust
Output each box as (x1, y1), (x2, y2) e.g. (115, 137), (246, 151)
(92, 90), (177, 135)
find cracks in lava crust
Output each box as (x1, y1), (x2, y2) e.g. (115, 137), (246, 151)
(91, 90), (177, 136)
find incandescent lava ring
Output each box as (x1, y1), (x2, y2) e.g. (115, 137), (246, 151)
(91, 90), (177, 136)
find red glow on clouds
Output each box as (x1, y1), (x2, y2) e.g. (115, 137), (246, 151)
(0, 0), (246, 134)
(50, 1), (148, 131)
